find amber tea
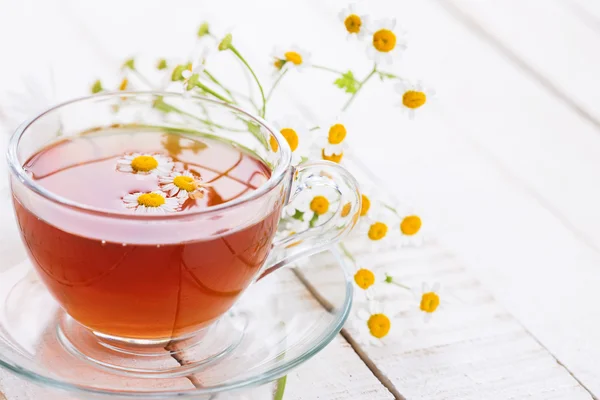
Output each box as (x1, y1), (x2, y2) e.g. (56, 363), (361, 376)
(13, 129), (280, 340)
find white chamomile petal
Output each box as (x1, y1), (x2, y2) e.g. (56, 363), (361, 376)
(350, 300), (393, 346)
(116, 153), (173, 176)
(271, 116), (311, 166)
(420, 281), (442, 322)
(287, 185), (339, 227)
(360, 210), (398, 251)
(339, 4), (370, 41)
(351, 262), (385, 300)
(158, 170), (207, 203)
(122, 191), (180, 214)
(271, 45), (312, 72)
(397, 206), (426, 246)
(366, 18), (407, 64)
(395, 80), (435, 119)
(314, 116), (349, 157)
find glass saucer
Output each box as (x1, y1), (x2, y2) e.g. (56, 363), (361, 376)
(0, 189), (353, 399)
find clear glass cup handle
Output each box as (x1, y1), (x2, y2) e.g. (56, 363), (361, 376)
(259, 160), (362, 279)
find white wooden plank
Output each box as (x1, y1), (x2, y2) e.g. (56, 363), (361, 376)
(439, 0), (600, 251)
(305, 242), (592, 400)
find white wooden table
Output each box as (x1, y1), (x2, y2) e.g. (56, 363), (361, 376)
(1, 0), (600, 398)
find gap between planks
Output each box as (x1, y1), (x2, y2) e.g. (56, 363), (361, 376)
(292, 267), (404, 400)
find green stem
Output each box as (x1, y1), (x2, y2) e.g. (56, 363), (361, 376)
(312, 65), (346, 75)
(193, 81), (231, 103)
(383, 203), (401, 217)
(229, 45), (266, 117)
(377, 71), (403, 80)
(266, 68), (289, 103)
(389, 281), (412, 291)
(309, 126), (320, 131)
(342, 64), (377, 111)
(157, 99), (247, 132)
(274, 375), (287, 400)
(338, 242), (357, 264)
(203, 69), (237, 103)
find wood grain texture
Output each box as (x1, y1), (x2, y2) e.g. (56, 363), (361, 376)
(307, 241), (593, 400)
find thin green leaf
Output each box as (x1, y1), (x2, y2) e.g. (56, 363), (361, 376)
(274, 375), (288, 400)
(334, 71), (360, 94)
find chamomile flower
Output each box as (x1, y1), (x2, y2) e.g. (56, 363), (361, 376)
(271, 45), (312, 72)
(286, 185), (339, 227)
(116, 153), (174, 176)
(271, 117), (311, 165)
(366, 18), (407, 64)
(420, 282), (441, 323)
(398, 208), (426, 246)
(352, 262), (384, 299)
(395, 80), (435, 119)
(360, 210), (396, 251)
(122, 191), (180, 214)
(159, 170), (208, 203)
(357, 183), (383, 218)
(351, 300), (395, 346)
(316, 117), (349, 159)
(338, 4), (370, 40)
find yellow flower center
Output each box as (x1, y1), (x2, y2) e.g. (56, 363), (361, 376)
(400, 215), (422, 235)
(284, 51), (303, 65)
(137, 193), (165, 208)
(322, 149), (343, 163)
(269, 135), (279, 152)
(310, 195), (330, 215)
(367, 313), (391, 339)
(373, 29), (397, 53)
(280, 128), (299, 151)
(131, 155), (158, 172)
(368, 222), (388, 241)
(402, 91), (427, 109)
(173, 175), (197, 192)
(360, 194), (371, 216)
(341, 202), (352, 217)
(420, 292), (440, 313)
(328, 124), (347, 144)
(344, 14), (362, 34)
(273, 58), (285, 70)
(354, 268), (375, 290)
(119, 78), (128, 91)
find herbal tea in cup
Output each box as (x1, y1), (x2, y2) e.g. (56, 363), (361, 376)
(8, 92), (361, 344)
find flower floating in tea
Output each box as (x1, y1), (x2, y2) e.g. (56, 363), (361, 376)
(159, 170), (209, 202)
(123, 191), (180, 214)
(116, 153), (174, 176)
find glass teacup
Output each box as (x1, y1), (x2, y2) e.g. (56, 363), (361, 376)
(7, 92), (361, 349)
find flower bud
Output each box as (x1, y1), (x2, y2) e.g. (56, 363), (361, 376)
(91, 80), (103, 94)
(218, 33), (232, 51)
(197, 22), (210, 38)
